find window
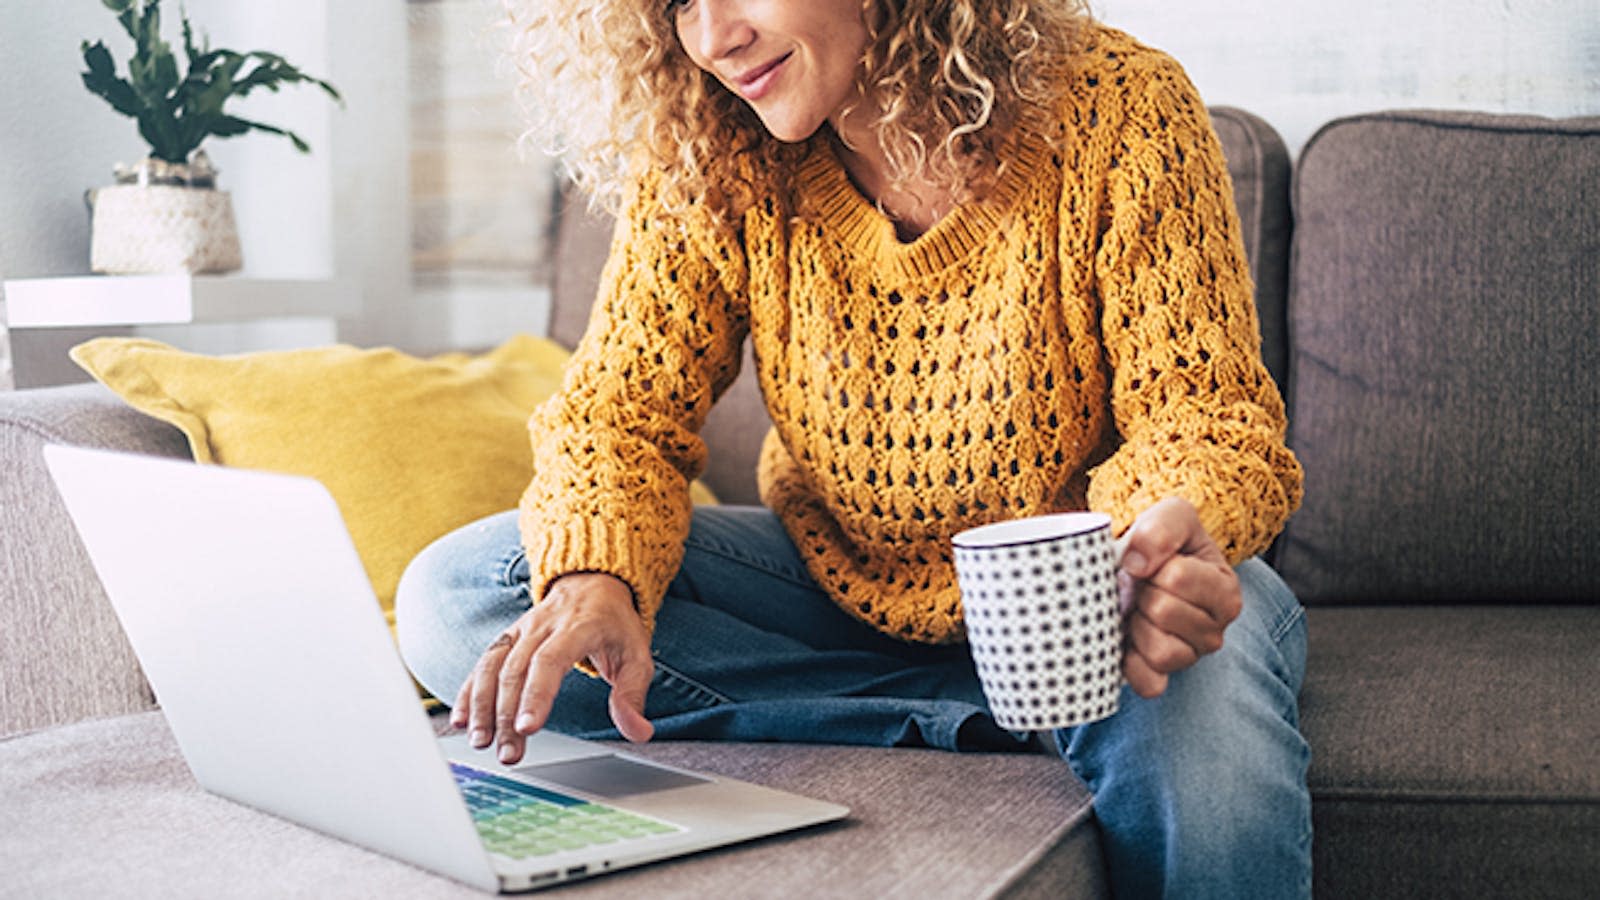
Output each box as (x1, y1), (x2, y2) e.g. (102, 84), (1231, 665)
(408, 0), (557, 350)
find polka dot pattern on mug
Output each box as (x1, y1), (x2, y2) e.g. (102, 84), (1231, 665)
(953, 514), (1124, 731)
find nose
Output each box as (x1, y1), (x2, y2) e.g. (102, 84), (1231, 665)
(683, 0), (755, 62)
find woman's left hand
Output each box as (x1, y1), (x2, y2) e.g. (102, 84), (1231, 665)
(1116, 497), (1242, 698)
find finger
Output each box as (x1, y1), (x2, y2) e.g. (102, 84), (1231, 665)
(601, 654), (656, 744)
(468, 630), (517, 748)
(1120, 497), (1215, 578)
(514, 639), (586, 739)
(1143, 554), (1242, 628)
(494, 627), (550, 763)
(497, 618), (552, 734)
(1114, 567), (1132, 618)
(1127, 607), (1200, 675)
(450, 675), (473, 729)
(1135, 583), (1222, 658)
(1123, 645), (1169, 699)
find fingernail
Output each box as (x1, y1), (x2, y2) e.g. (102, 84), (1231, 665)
(1123, 550), (1147, 575)
(1117, 570), (1136, 615)
(498, 743), (517, 763)
(470, 728), (490, 748)
(515, 712), (536, 732)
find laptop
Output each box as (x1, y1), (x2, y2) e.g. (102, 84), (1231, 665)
(44, 444), (848, 893)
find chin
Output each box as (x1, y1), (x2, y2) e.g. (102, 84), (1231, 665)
(757, 112), (825, 144)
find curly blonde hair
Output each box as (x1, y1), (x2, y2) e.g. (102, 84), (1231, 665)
(504, 0), (1091, 221)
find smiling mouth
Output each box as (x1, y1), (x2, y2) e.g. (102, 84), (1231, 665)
(733, 52), (792, 100)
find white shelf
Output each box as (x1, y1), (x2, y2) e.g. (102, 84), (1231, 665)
(2, 275), (354, 329)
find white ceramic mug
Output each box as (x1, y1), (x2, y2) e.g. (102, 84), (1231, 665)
(953, 512), (1125, 731)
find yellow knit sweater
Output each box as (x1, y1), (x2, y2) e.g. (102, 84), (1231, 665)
(520, 25), (1302, 644)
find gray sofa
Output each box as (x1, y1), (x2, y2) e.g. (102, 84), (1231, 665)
(2, 108), (1595, 898)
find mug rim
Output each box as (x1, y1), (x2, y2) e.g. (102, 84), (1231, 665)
(952, 511), (1112, 550)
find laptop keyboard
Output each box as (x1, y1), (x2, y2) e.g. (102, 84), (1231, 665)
(450, 762), (681, 859)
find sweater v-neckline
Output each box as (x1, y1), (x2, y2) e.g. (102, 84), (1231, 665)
(796, 119), (1052, 281)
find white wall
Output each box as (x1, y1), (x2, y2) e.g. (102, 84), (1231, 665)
(1, 4), (138, 281)
(0, 0), (415, 385)
(1095, 0), (1600, 154)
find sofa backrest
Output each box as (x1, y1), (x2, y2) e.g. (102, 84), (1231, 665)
(549, 106), (1294, 508)
(1273, 110), (1600, 605)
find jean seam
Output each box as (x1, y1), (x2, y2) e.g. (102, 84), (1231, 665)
(497, 547), (530, 596)
(652, 656), (733, 706)
(1268, 597), (1305, 646)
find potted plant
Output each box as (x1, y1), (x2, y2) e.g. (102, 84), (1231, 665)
(79, 0), (340, 274)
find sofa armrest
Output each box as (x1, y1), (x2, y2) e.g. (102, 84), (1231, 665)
(0, 383), (190, 737)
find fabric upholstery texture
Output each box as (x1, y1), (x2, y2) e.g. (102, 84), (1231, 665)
(0, 383), (186, 737)
(0, 711), (1105, 899)
(1276, 111), (1600, 604)
(1302, 605), (1600, 900)
(1300, 605), (1599, 802)
(1312, 799), (1599, 900)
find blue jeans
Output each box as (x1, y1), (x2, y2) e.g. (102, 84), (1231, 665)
(396, 506), (1311, 898)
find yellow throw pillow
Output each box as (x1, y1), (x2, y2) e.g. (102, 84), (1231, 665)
(70, 335), (717, 635)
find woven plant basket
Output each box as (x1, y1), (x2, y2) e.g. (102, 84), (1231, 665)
(89, 184), (242, 275)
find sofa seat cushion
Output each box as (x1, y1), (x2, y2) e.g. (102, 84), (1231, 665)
(1301, 605), (1600, 898)
(0, 711), (1106, 898)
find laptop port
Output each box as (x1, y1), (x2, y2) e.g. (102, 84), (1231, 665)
(566, 866), (589, 878)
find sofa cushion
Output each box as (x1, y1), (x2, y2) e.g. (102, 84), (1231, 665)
(1300, 604), (1600, 897)
(0, 711), (1106, 898)
(1277, 110), (1600, 604)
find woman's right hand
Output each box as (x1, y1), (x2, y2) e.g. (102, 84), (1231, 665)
(450, 571), (655, 764)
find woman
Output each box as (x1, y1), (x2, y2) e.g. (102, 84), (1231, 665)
(398, 1), (1310, 896)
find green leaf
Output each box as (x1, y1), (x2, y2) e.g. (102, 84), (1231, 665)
(86, 0), (339, 159)
(137, 110), (189, 163)
(81, 41), (146, 119)
(152, 43), (179, 92)
(128, 54), (175, 111)
(115, 4), (137, 41)
(81, 39), (115, 79)
(209, 115), (253, 138)
(190, 63), (236, 118)
(213, 115), (315, 154)
(138, 2), (160, 52)
(233, 54), (342, 105)
(182, 13), (199, 67)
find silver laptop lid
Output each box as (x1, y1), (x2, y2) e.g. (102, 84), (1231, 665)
(44, 445), (499, 892)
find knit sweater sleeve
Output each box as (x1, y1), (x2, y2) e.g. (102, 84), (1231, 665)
(518, 182), (748, 632)
(1084, 54), (1303, 563)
